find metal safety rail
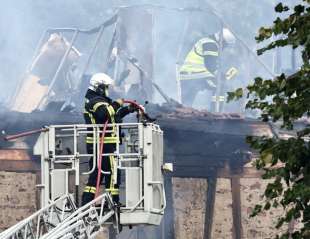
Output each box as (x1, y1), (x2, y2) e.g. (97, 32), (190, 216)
(0, 195), (76, 239)
(0, 193), (118, 239)
(41, 193), (117, 239)
(36, 123), (141, 206)
(0, 123), (166, 239)
(34, 123), (165, 226)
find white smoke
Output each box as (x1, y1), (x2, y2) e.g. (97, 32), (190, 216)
(0, 0), (302, 113)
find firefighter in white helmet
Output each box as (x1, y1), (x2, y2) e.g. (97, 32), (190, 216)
(82, 73), (135, 206)
(179, 28), (238, 108)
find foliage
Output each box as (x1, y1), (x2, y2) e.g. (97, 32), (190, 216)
(228, 1), (310, 238)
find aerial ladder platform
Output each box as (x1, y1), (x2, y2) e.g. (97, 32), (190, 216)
(0, 122), (170, 239)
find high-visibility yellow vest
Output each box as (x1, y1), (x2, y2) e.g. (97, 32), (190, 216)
(180, 37), (219, 80)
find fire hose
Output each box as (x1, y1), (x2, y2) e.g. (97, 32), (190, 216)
(123, 99), (145, 113)
(94, 99), (148, 199)
(94, 119), (108, 199)
(4, 128), (49, 141)
(3, 100), (153, 142)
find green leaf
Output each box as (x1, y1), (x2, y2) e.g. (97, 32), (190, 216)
(264, 201), (271, 210)
(275, 3), (284, 12)
(294, 5), (305, 15)
(261, 149), (273, 164)
(226, 92), (235, 102)
(250, 205), (262, 217)
(226, 88), (243, 102)
(235, 88), (243, 98)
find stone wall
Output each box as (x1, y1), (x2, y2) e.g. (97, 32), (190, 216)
(0, 171), (37, 232)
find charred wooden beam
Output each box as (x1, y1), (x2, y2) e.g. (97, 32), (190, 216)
(164, 176), (175, 239)
(0, 160), (40, 172)
(204, 177), (217, 239)
(231, 177), (242, 239)
(0, 149), (39, 172)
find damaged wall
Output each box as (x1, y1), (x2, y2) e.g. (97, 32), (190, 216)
(172, 175), (300, 239)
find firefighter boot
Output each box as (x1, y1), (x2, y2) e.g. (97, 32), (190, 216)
(81, 191), (95, 206)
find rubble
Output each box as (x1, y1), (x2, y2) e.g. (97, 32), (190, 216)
(164, 106), (243, 120)
(11, 33), (81, 113)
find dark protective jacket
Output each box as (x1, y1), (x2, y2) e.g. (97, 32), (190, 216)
(83, 89), (130, 144)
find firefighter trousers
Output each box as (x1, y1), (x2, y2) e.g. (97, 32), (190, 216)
(81, 143), (120, 206)
(180, 77), (216, 107)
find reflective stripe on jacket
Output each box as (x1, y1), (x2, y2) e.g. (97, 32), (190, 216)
(180, 37), (218, 80)
(84, 92), (118, 144)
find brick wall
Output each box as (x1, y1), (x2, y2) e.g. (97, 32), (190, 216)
(172, 177), (207, 239)
(0, 171), (37, 232)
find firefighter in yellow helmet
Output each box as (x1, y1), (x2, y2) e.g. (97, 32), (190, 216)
(179, 28), (237, 108)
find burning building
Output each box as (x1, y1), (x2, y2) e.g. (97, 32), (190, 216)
(0, 2), (301, 239)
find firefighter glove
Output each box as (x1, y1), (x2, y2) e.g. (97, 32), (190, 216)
(115, 98), (124, 106)
(128, 103), (137, 113)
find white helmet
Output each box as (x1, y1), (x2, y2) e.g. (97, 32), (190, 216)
(215, 28), (236, 45)
(89, 73), (114, 92)
(223, 28), (236, 45)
